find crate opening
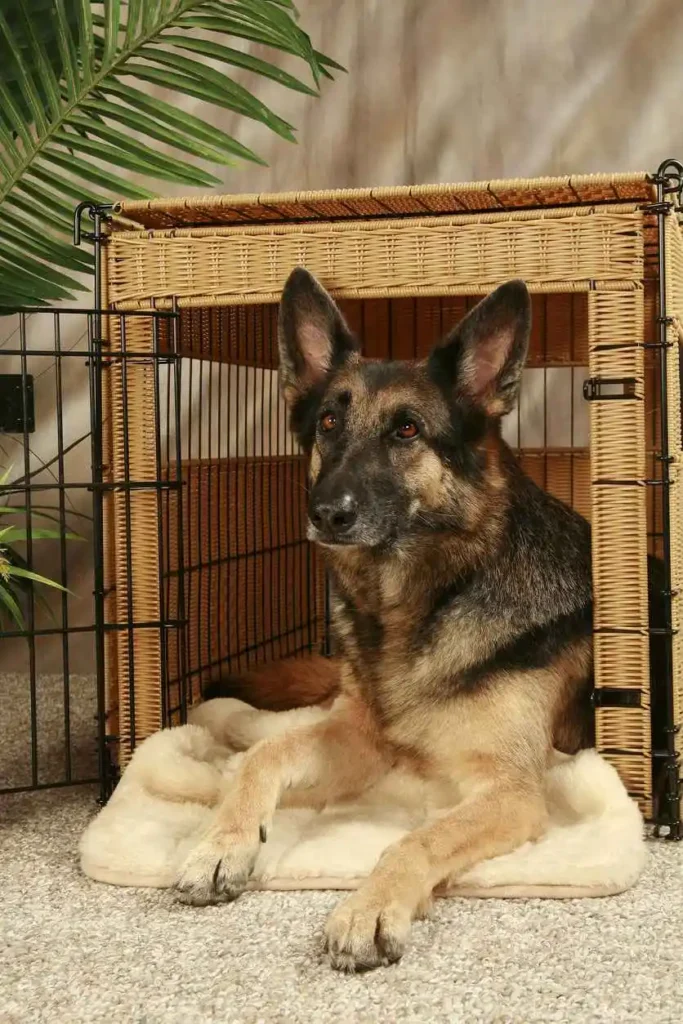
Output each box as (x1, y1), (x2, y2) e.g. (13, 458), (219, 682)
(145, 292), (608, 728)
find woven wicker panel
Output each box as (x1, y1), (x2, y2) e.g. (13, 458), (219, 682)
(172, 305), (279, 367)
(105, 207), (645, 309)
(104, 315), (163, 765)
(643, 282), (665, 565)
(114, 173), (653, 230)
(156, 291), (589, 373)
(98, 261), (120, 749)
(664, 214), (683, 758)
(588, 286), (651, 814)
(517, 450), (591, 521)
(162, 456), (324, 722)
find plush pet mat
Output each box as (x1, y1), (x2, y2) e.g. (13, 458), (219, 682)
(80, 699), (646, 899)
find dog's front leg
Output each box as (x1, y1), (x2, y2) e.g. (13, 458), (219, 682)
(174, 706), (383, 906)
(324, 783), (547, 972)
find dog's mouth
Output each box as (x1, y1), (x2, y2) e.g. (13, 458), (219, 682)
(307, 519), (398, 549)
(307, 521), (362, 547)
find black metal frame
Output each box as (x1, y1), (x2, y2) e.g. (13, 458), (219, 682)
(0, 201), (324, 802)
(646, 159), (683, 838)
(0, 198), (187, 802)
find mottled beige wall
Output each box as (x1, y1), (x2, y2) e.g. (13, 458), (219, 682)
(143, 0), (683, 194)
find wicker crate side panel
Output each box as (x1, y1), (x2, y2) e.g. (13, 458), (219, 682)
(163, 457), (324, 709)
(516, 450), (591, 521)
(669, 466), (683, 757)
(591, 751), (652, 819)
(588, 286), (651, 812)
(665, 214), (683, 749)
(588, 289), (648, 624)
(105, 210), (644, 308)
(176, 305), (278, 367)
(106, 316), (163, 764)
(97, 296), (120, 751)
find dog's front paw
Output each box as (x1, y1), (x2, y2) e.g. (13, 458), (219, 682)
(323, 891), (412, 972)
(174, 827), (259, 906)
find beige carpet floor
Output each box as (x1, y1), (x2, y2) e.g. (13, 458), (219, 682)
(2, 785), (683, 1024)
(2, 674), (683, 1023)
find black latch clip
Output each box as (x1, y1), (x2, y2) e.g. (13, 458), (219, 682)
(591, 688), (642, 708)
(583, 377), (638, 402)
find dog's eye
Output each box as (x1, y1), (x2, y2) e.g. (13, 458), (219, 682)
(320, 412), (337, 432)
(396, 420), (419, 440)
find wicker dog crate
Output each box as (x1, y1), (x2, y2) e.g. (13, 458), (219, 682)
(98, 168), (683, 833)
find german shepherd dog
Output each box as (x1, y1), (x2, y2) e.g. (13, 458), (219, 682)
(174, 269), (601, 970)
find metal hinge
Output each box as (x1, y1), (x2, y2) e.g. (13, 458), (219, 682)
(74, 201), (114, 246)
(0, 374), (35, 433)
(640, 200), (674, 215)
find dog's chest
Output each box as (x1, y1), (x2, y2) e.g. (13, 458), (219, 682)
(331, 559), (487, 684)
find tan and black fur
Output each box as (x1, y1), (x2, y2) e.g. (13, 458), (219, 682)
(174, 270), (608, 971)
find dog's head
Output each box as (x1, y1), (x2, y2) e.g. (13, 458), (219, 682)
(278, 268), (531, 550)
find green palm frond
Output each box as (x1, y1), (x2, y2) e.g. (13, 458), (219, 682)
(0, 0), (343, 308)
(0, 466), (83, 629)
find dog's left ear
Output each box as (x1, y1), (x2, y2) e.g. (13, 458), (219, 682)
(428, 280), (531, 417)
(278, 267), (359, 404)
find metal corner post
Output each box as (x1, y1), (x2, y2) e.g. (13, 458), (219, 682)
(74, 201), (116, 802)
(650, 160), (683, 838)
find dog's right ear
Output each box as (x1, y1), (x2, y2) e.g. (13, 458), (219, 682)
(278, 267), (359, 405)
(428, 280), (531, 418)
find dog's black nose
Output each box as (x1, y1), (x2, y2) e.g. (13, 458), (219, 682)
(310, 492), (358, 536)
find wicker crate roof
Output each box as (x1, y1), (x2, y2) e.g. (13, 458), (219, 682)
(114, 172), (655, 231)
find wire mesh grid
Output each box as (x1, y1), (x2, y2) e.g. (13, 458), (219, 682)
(0, 309), (107, 795)
(159, 306), (325, 725)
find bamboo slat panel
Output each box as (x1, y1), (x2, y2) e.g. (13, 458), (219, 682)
(105, 207), (645, 310)
(114, 173), (653, 230)
(589, 286), (652, 814)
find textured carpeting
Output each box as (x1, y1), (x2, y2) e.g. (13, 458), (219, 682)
(0, 674), (97, 791)
(3, 672), (683, 1022)
(2, 784), (683, 1024)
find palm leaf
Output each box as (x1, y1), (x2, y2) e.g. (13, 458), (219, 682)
(0, 1), (344, 309)
(160, 36), (319, 96)
(0, 583), (25, 630)
(0, 467), (84, 626)
(0, 504), (91, 526)
(0, 525), (83, 543)
(5, 565), (72, 592)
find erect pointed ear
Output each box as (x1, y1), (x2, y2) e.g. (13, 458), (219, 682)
(277, 267), (359, 404)
(428, 280), (531, 417)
